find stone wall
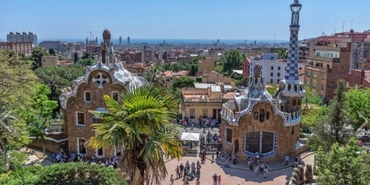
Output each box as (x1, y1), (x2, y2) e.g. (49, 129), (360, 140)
(65, 70), (124, 158)
(221, 101), (301, 163)
(29, 140), (62, 154)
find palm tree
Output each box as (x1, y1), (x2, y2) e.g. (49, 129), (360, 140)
(0, 111), (19, 155)
(89, 85), (183, 185)
(28, 117), (49, 156)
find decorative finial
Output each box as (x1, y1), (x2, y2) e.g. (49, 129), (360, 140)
(102, 29), (111, 41)
(253, 64), (262, 77)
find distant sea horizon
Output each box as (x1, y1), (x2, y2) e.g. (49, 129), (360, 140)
(37, 38), (289, 45)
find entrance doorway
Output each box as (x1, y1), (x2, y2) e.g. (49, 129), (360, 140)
(234, 139), (239, 153)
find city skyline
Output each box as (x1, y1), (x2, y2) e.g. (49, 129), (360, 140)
(1, 0), (369, 41)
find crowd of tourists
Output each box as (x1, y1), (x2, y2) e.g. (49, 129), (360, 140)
(51, 149), (119, 168)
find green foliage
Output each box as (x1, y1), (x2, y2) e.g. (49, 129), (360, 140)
(266, 84), (278, 95)
(302, 105), (327, 126)
(302, 87), (326, 126)
(316, 138), (370, 185)
(273, 48), (288, 59)
(217, 49), (244, 75)
(30, 47), (47, 70)
(171, 76), (195, 90)
(34, 65), (86, 114)
(303, 86), (324, 105)
(78, 58), (94, 66)
(344, 87), (370, 130)
(0, 163), (127, 185)
(48, 48), (55, 56)
(89, 85), (183, 184)
(0, 50), (37, 172)
(308, 80), (349, 151)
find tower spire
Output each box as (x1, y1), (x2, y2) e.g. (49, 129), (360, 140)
(280, 0), (304, 98)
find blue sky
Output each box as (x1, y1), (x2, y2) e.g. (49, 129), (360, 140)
(1, 0), (369, 41)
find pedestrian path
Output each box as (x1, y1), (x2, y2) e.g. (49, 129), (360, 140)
(207, 151), (314, 171)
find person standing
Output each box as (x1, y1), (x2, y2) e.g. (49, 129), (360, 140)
(176, 166), (180, 178)
(179, 163), (184, 177)
(218, 175), (221, 185)
(212, 152), (215, 163)
(170, 174), (174, 184)
(285, 156), (290, 166)
(212, 173), (218, 185)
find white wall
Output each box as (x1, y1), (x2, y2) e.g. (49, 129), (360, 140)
(250, 59), (305, 84)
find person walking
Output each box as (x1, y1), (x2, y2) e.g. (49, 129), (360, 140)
(176, 166), (180, 178)
(212, 152), (215, 163)
(263, 166), (268, 179)
(218, 175), (221, 185)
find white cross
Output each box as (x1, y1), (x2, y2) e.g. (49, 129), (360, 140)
(92, 72), (109, 88)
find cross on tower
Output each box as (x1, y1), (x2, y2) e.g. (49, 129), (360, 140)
(92, 72), (109, 88)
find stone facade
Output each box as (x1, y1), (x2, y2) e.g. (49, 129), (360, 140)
(220, 0), (304, 163)
(57, 29), (148, 158)
(63, 70), (125, 157)
(221, 102), (300, 163)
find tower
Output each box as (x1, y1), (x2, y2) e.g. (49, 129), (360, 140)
(279, 0), (304, 113)
(119, 36), (122, 45)
(101, 29), (112, 64)
(127, 36), (130, 45)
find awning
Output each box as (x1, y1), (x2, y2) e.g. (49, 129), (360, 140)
(181, 132), (200, 141)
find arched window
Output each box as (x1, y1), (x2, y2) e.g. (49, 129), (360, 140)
(266, 111), (270, 120)
(294, 85), (298, 92)
(291, 127), (294, 135)
(244, 132), (260, 153)
(245, 131), (275, 154)
(260, 109), (265, 122)
(254, 112), (258, 120)
(293, 100), (297, 106)
(280, 106), (284, 111)
(298, 99), (301, 106)
(288, 84), (291, 91)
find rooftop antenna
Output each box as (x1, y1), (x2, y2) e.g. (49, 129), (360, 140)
(342, 21), (346, 32)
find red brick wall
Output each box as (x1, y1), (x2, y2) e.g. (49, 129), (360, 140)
(326, 43), (351, 100)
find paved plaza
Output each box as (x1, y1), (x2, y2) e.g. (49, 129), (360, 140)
(162, 153), (314, 185)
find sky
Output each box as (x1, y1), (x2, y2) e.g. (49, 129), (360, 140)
(0, 0), (369, 41)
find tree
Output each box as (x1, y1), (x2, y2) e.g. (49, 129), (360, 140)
(316, 138), (370, 185)
(218, 49), (244, 75)
(0, 49), (37, 172)
(34, 65), (86, 115)
(26, 83), (58, 156)
(78, 58), (94, 66)
(308, 80), (348, 151)
(301, 87), (326, 126)
(0, 162), (127, 185)
(344, 87), (370, 130)
(88, 85), (183, 185)
(48, 48), (56, 56)
(171, 76), (195, 90)
(30, 47), (47, 70)
(274, 48), (288, 59)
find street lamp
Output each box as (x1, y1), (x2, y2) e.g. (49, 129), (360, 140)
(290, 0), (302, 12)
(290, 0), (302, 25)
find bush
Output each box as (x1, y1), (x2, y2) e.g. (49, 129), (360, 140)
(0, 162), (127, 185)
